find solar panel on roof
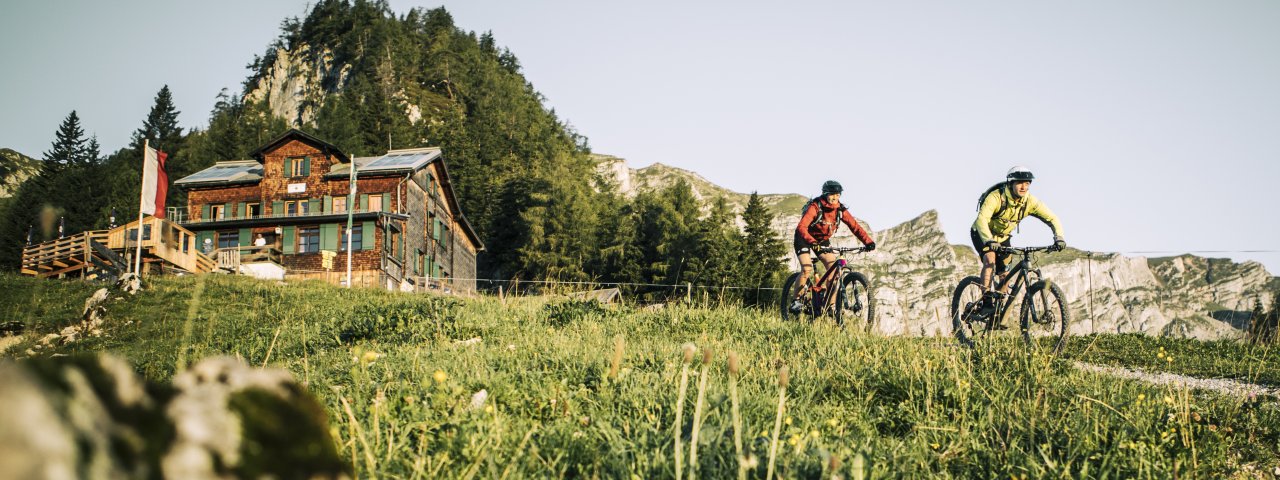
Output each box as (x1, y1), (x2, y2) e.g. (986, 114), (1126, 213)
(365, 152), (432, 168)
(178, 163), (261, 183)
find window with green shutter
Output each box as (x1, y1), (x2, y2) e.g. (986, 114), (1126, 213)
(282, 226), (296, 254)
(283, 157), (293, 177)
(301, 156), (311, 176)
(308, 198), (320, 214)
(201, 204), (211, 221)
(361, 221), (374, 250)
(322, 195), (332, 214)
(236, 203), (247, 219)
(320, 223), (337, 251)
(238, 228), (252, 247)
(272, 201), (283, 218)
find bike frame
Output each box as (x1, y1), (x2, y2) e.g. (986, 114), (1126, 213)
(986, 246), (1051, 325)
(799, 247), (864, 312)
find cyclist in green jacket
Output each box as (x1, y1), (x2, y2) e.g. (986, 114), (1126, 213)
(971, 166), (1066, 311)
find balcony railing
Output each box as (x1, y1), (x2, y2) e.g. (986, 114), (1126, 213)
(183, 208), (382, 224)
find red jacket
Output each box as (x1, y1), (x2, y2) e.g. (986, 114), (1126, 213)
(796, 198), (874, 245)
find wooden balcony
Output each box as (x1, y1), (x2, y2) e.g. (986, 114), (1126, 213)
(21, 217), (214, 278)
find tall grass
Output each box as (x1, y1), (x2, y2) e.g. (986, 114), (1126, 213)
(1, 273), (1278, 477)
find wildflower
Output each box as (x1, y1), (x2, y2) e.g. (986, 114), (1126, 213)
(433, 370), (448, 383)
(809, 430), (819, 438)
(360, 350), (382, 366)
(485, 405), (494, 414)
(827, 418), (840, 428)
(1157, 352), (1164, 359)
(1136, 393), (1145, 402)
(785, 416), (792, 426)
(931, 443), (940, 450)
(788, 435), (800, 446)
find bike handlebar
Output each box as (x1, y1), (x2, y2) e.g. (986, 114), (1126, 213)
(994, 245), (1058, 255)
(814, 246), (867, 255)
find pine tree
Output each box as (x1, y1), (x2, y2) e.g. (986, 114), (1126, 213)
(741, 192), (787, 306)
(43, 111), (90, 169)
(130, 85), (184, 153)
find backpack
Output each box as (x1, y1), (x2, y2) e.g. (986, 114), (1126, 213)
(801, 196), (846, 235)
(975, 183), (1007, 214)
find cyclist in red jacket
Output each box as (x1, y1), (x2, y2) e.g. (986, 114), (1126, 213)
(789, 180), (876, 313)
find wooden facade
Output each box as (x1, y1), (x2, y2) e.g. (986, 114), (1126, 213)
(175, 129), (483, 292)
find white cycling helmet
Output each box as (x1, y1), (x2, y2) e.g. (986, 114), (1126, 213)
(1006, 166), (1035, 182)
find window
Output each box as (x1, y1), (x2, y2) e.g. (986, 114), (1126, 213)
(286, 200), (309, 217)
(217, 231), (239, 249)
(297, 227), (319, 253)
(368, 194), (383, 212)
(286, 156), (309, 177)
(211, 204), (226, 220)
(339, 224), (362, 251)
(247, 203), (261, 218)
(332, 196), (347, 214)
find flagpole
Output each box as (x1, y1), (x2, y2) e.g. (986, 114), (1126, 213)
(346, 152), (356, 288)
(134, 139), (149, 275)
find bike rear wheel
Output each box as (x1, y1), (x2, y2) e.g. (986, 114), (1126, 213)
(950, 276), (989, 348)
(780, 272), (814, 323)
(1020, 280), (1070, 354)
(836, 272), (875, 332)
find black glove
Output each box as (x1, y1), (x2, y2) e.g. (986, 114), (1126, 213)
(864, 242), (876, 252)
(1052, 236), (1067, 252)
(984, 240), (999, 252)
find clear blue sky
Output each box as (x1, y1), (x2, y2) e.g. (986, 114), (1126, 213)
(3, 1), (1277, 275)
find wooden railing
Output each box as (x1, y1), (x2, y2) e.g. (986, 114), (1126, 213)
(21, 231), (110, 277)
(214, 246), (283, 271)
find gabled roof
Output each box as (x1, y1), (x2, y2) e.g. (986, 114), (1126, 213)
(248, 128), (350, 164)
(174, 160), (263, 187)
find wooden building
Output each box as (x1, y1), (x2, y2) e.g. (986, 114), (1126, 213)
(174, 129), (483, 293)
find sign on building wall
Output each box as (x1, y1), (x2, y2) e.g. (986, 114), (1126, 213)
(288, 183), (307, 194)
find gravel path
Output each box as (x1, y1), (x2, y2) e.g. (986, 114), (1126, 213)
(1075, 361), (1280, 398)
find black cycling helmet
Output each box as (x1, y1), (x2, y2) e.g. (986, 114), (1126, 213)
(1006, 166), (1035, 182)
(821, 180), (843, 195)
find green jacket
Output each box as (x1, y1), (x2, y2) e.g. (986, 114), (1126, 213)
(972, 185), (1063, 244)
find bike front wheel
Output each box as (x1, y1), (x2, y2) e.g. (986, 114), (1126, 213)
(836, 272), (875, 332)
(780, 272), (814, 323)
(950, 275), (989, 348)
(1020, 280), (1070, 354)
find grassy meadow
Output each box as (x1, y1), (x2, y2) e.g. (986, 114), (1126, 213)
(1, 272), (1278, 478)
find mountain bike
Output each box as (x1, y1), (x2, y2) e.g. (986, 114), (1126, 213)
(780, 246), (875, 331)
(950, 245), (1070, 352)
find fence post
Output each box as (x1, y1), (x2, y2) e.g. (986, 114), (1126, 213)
(686, 282), (692, 303)
(499, 286), (505, 306)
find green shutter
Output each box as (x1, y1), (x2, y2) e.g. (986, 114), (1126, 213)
(201, 204), (211, 220)
(272, 201), (283, 217)
(360, 194), (370, 212)
(238, 228), (251, 247)
(222, 203), (231, 220)
(433, 219), (441, 241)
(283, 157), (293, 177)
(282, 227), (296, 254)
(361, 220), (374, 250)
(302, 157), (311, 176)
(308, 198), (320, 213)
(320, 223), (337, 251)
(323, 195), (332, 214)
(237, 203), (247, 219)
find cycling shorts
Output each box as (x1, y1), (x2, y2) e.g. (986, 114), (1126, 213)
(970, 228), (1012, 275)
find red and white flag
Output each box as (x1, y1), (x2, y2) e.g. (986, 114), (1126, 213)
(141, 146), (169, 218)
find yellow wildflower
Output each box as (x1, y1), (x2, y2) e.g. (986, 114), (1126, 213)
(433, 370), (448, 383)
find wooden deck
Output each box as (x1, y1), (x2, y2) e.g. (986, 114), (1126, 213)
(21, 217), (215, 278)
